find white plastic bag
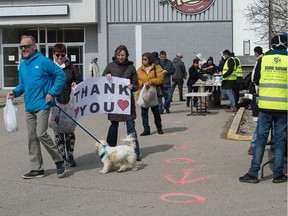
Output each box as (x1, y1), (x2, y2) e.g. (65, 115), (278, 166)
(49, 91), (77, 133)
(137, 85), (148, 108)
(3, 99), (18, 133)
(142, 85), (159, 108)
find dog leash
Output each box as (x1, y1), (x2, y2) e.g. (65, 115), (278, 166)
(53, 103), (101, 144)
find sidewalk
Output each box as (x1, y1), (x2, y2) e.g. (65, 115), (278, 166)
(0, 89), (286, 216)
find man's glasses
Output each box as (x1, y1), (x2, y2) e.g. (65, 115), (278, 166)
(55, 54), (66, 57)
(19, 44), (34, 49)
(142, 58), (148, 61)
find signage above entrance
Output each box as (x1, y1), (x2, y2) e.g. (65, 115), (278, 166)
(167, 0), (216, 15)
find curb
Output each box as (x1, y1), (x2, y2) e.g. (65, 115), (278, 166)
(227, 107), (252, 141)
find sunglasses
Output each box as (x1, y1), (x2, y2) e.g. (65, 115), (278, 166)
(55, 54), (66, 57)
(142, 58), (148, 61)
(19, 44), (34, 49)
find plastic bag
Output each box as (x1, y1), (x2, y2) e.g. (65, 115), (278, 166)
(137, 85), (148, 108)
(142, 85), (159, 107)
(49, 91), (77, 133)
(3, 99), (18, 133)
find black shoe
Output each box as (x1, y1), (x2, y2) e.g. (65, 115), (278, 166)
(239, 173), (259, 183)
(165, 108), (170, 113)
(136, 155), (142, 162)
(66, 157), (77, 167)
(159, 110), (164, 114)
(272, 174), (287, 183)
(157, 129), (164, 134)
(22, 170), (45, 179)
(140, 131), (150, 136)
(56, 161), (66, 178)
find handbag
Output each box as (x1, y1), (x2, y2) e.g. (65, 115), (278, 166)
(49, 91), (76, 133)
(153, 67), (166, 97)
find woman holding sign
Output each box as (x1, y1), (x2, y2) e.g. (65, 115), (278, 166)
(102, 45), (141, 161)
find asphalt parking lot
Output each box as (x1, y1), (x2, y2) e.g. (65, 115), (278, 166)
(0, 90), (287, 216)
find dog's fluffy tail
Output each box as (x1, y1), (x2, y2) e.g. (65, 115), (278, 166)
(121, 134), (136, 149)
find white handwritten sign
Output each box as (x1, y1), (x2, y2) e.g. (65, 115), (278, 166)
(73, 77), (131, 119)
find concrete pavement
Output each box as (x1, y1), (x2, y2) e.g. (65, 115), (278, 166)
(0, 90), (286, 216)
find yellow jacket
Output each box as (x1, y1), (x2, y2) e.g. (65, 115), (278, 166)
(137, 63), (164, 96)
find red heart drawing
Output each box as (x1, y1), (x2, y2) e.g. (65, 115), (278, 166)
(74, 107), (80, 118)
(118, 100), (129, 111)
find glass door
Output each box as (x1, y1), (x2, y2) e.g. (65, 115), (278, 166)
(3, 47), (19, 87)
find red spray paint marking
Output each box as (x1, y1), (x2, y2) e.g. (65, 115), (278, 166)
(166, 158), (194, 164)
(156, 132), (177, 137)
(164, 169), (211, 185)
(160, 193), (206, 204)
(173, 141), (194, 150)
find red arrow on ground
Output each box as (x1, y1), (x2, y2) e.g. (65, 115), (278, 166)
(164, 169), (211, 185)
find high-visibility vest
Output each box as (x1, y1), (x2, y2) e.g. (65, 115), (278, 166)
(222, 57), (237, 81)
(234, 56), (243, 78)
(258, 54), (288, 111)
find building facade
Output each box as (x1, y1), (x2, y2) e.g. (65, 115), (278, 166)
(0, 0), (262, 89)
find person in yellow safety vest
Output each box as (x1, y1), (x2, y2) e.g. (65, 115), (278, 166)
(221, 49), (237, 112)
(239, 34), (288, 184)
(231, 52), (243, 107)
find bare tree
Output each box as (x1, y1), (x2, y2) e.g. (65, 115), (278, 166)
(245, 0), (288, 45)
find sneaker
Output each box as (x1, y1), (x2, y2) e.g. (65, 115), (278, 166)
(157, 129), (164, 135)
(159, 110), (164, 114)
(272, 174), (287, 183)
(239, 173), (259, 183)
(56, 162), (66, 178)
(140, 131), (150, 136)
(136, 154), (142, 162)
(66, 157), (77, 167)
(165, 108), (170, 113)
(22, 170), (44, 179)
(248, 146), (254, 155)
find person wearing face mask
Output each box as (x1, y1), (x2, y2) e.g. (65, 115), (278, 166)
(7, 35), (66, 179)
(102, 45), (141, 161)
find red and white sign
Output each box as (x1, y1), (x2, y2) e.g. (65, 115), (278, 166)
(168, 0), (216, 14)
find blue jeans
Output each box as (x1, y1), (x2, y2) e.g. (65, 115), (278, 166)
(141, 105), (162, 132)
(221, 88), (236, 109)
(106, 120), (140, 155)
(171, 79), (184, 100)
(248, 111), (287, 178)
(250, 127), (257, 148)
(158, 87), (172, 112)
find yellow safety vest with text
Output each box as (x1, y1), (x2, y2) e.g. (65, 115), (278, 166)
(234, 57), (243, 78)
(258, 54), (288, 111)
(222, 57), (237, 81)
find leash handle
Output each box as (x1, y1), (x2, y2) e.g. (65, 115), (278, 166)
(53, 103), (101, 143)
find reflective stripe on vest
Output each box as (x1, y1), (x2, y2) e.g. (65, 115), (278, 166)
(234, 57), (243, 78)
(258, 54), (288, 111)
(222, 57), (237, 81)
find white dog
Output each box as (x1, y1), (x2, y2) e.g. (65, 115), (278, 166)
(95, 134), (138, 174)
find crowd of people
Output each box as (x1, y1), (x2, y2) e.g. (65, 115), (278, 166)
(7, 34), (287, 184)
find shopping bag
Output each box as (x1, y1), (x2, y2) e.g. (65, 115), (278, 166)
(49, 91), (76, 133)
(142, 85), (159, 107)
(3, 99), (18, 133)
(137, 85), (148, 108)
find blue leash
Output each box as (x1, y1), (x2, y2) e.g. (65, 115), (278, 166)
(53, 103), (101, 144)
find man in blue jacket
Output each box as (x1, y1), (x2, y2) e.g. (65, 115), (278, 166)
(7, 35), (67, 179)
